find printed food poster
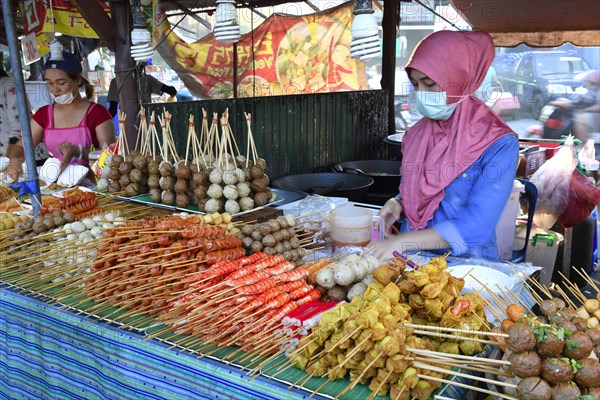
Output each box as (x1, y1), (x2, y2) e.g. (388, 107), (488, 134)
(153, 1), (367, 98)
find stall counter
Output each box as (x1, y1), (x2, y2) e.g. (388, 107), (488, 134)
(0, 285), (327, 400)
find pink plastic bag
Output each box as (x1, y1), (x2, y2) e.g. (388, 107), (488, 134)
(531, 138), (578, 229)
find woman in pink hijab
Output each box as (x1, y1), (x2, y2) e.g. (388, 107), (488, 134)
(373, 31), (519, 261)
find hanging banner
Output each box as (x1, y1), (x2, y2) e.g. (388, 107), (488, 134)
(20, 0), (110, 65)
(153, 1), (367, 98)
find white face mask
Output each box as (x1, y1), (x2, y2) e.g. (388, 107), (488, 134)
(415, 91), (458, 121)
(51, 91), (75, 105)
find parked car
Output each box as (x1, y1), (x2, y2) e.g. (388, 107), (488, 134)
(494, 51), (591, 117)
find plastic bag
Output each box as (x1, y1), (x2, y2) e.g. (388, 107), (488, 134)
(557, 168), (600, 228)
(530, 136), (578, 229)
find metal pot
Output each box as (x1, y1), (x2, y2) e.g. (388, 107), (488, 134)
(384, 132), (404, 161)
(272, 173), (374, 203)
(332, 160), (401, 194)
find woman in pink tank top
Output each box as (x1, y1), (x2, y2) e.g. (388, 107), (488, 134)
(6, 51), (115, 181)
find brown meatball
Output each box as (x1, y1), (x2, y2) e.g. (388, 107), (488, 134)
(560, 308), (576, 320)
(570, 317), (587, 332)
(159, 162), (174, 177)
(586, 327), (600, 346)
(506, 323), (537, 353)
(508, 351), (542, 378)
(551, 298), (566, 310)
(193, 185), (208, 200)
(147, 174), (160, 189)
(159, 176), (175, 191)
(254, 192), (268, 207)
(192, 172), (207, 186)
(175, 193), (190, 208)
(550, 382), (581, 400)
(175, 164), (191, 179)
(563, 331), (593, 360)
(111, 154), (123, 167)
(517, 377), (552, 400)
(130, 168), (143, 183)
(575, 358), (600, 388)
(118, 161), (133, 175)
(63, 212), (76, 223)
(174, 179), (188, 194)
(148, 160), (160, 174)
(540, 299), (558, 316)
(559, 320), (579, 335)
(119, 173), (131, 186)
(548, 313), (567, 325)
(133, 155), (147, 169)
(537, 332), (565, 358)
(149, 188), (161, 202)
(585, 387), (600, 397)
(124, 183), (139, 197)
(541, 358), (574, 385)
(161, 190), (175, 205)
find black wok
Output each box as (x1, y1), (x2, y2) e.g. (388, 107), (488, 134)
(333, 160), (401, 194)
(272, 173), (374, 202)
(384, 133), (404, 161)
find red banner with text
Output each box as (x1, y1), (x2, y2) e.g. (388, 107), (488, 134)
(20, 0), (110, 64)
(153, 1), (367, 98)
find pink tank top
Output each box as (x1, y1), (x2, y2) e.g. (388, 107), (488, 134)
(44, 103), (95, 167)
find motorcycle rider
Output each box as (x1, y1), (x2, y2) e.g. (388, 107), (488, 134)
(573, 69), (600, 142)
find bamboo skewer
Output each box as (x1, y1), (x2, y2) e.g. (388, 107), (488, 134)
(336, 351), (384, 398)
(366, 368), (393, 400)
(414, 362), (517, 390)
(403, 323), (508, 337)
(573, 267), (600, 292)
(417, 374), (517, 400)
(412, 329), (497, 345)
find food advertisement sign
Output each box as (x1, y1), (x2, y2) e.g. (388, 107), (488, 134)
(153, 1), (367, 99)
(20, 0), (110, 65)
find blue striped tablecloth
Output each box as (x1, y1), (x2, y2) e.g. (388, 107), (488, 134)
(0, 287), (328, 400)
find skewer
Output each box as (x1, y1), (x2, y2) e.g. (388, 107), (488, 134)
(413, 362), (516, 388)
(417, 374), (517, 400)
(412, 329), (497, 345)
(495, 284), (535, 317)
(553, 285), (578, 309)
(573, 267), (600, 292)
(557, 271), (587, 304)
(366, 368), (393, 400)
(403, 323), (508, 337)
(335, 351), (384, 398)
(407, 348), (510, 365)
(407, 356), (513, 377)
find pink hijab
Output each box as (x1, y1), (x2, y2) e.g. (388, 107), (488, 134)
(400, 31), (516, 230)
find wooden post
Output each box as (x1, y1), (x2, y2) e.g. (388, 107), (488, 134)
(111, 0), (140, 149)
(381, 0), (400, 135)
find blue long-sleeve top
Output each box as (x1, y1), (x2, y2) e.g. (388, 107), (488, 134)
(398, 134), (520, 260)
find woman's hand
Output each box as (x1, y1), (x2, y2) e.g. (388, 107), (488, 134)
(4, 160), (22, 183)
(371, 236), (402, 262)
(378, 198), (402, 237)
(58, 142), (81, 171)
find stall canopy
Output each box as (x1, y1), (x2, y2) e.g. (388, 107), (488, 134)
(450, 0), (600, 47)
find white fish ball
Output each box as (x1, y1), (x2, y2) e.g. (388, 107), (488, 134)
(224, 199), (240, 215)
(207, 184), (223, 199)
(223, 185), (239, 200)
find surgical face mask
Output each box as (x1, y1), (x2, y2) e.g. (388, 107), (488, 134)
(50, 90), (75, 105)
(415, 91), (458, 121)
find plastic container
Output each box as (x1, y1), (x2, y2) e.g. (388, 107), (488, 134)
(514, 225), (564, 285)
(496, 180), (525, 260)
(329, 205), (372, 249)
(328, 205), (383, 251)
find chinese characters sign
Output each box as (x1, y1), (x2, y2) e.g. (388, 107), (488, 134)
(153, 1), (367, 98)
